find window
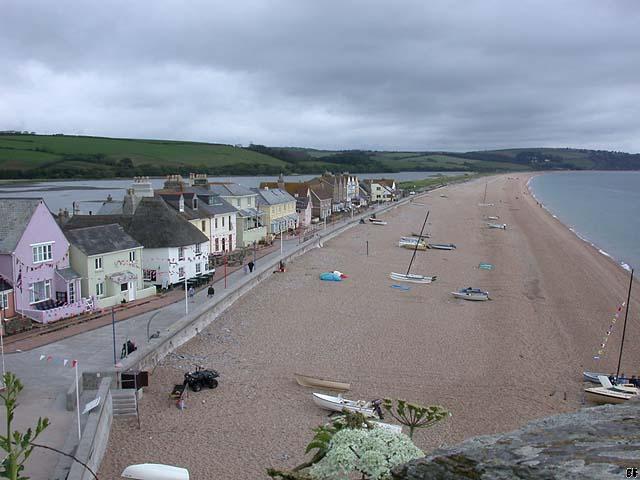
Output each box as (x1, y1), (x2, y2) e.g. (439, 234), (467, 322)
(32, 243), (53, 263)
(214, 218), (218, 229)
(228, 215), (232, 230)
(0, 291), (9, 310)
(178, 266), (185, 278)
(195, 263), (201, 274)
(143, 270), (156, 282)
(29, 280), (51, 304)
(120, 283), (128, 292)
(195, 243), (201, 254)
(178, 247), (185, 260)
(96, 282), (105, 297)
(214, 238), (219, 251)
(236, 199), (241, 207)
(193, 197), (198, 209)
(68, 282), (76, 303)
(222, 216), (225, 227)
(95, 257), (103, 270)
(229, 234), (233, 248)
(201, 220), (206, 232)
(129, 251), (136, 262)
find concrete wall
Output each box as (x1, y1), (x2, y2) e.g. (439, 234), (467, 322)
(66, 377), (113, 480)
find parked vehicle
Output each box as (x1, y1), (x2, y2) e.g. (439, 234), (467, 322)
(184, 365), (219, 392)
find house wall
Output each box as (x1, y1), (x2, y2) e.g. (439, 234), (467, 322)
(142, 242), (210, 286)
(190, 218), (211, 249)
(11, 202), (74, 311)
(210, 212), (237, 254)
(260, 200), (297, 235)
(0, 289), (15, 318)
(236, 219), (267, 247)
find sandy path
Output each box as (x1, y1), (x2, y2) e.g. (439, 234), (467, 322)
(99, 174), (639, 479)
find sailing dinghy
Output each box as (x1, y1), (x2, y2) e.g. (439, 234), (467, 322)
(584, 376), (639, 405)
(451, 288), (490, 301)
(487, 222), (507, 230)
(389, 210), (436, 284)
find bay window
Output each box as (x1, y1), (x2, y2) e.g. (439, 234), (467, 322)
(29, 280), (51, 304)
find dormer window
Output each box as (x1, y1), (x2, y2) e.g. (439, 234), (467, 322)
(193, 197), (198, 210)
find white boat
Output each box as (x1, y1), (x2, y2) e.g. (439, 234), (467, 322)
(451, 287), (490, 301)
(584, 376), (639, 405)
(427, 243), (456, 250)
(439, 194), (448, 198)
(487, 222), (507, 230)
(122, 464), (190, 480)
(486, 216), (500, 220)
(477, 203), (494, 207)
(583, 371), (636, 386)
(369, 218), (387, 225)
(390, 272), (437, 284)
(312, 392), (380, 417)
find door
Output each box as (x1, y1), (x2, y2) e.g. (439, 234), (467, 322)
(128, 282), (136, 301)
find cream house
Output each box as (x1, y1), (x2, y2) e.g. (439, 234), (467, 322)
(65, 224), (156, 308)
(255, 188), (298, 238)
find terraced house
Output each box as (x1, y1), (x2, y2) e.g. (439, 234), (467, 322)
(255, 188), (298, 238)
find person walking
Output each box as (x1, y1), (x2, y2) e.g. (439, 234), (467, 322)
(207, 285), (215, 298)
(188, 286), (196, 302)
(248, 260), (255, 273)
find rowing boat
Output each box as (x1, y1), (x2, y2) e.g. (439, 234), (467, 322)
(427, 243), (456, 250)
(294, 373), (350, 392)
(312, 392), (380, 417)
(451, 287), (490, 301)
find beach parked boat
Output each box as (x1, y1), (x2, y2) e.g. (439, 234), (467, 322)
(486, 216), (500, 220)
(399, 237), (427, 250)
(487, 222), (507, 229)
(439, 194), (448, 198)
(390, 272), (437, 283)
(451, 287), (490, 301)
(583, 371), (637, 385)
(294, 373), (350, 392)
(121, 464), (190, 480)
(312, 392), (381, 418)
(389, 210), (437, 285)
(427, 243), (456, 250)
(584, 376), (639, 405)
(369, 218), (387, 226)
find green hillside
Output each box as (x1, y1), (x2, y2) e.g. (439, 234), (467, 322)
(1, 133), (639, 179)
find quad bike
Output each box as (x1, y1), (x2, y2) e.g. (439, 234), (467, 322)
(183, 365), (219, 392)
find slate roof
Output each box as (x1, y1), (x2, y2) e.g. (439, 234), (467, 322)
(308, 182), (333, 200)
(0, 198), (44, 254)
(259, 182), (310, 198)
(208, 182), (255, 197)
(97, 200), (125, 215)
(158, 192), (237, 218)
(56, 267), (81, 281)
(63, 197), (208, 248)
(255, 188), (296, 206)
(65, 224), (141, 256)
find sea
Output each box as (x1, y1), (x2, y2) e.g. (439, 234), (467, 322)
(0, 171), (462, 215)
(528, 171), (640, 272)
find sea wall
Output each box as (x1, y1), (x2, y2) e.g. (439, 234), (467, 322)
(391, 399), (640, 480)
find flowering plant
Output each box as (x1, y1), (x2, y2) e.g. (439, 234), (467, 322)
(309, 428), (423, 480)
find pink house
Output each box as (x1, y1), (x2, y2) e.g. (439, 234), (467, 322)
(0, 198), (93, 324)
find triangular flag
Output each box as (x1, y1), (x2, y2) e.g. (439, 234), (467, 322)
(63, 359), (68, 367)
(47, 355), (53, 362)
(71, 360), (78, 368)
(39, 355), (46, 361)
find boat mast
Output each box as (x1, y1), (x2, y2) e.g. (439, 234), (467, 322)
(406, 210), (429, 276)
(482, 182), (487, 204)
(615, 268), (634, 379)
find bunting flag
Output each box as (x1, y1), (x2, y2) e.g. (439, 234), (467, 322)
(39, 354), (78, 368)
(592, 301), (624, 360)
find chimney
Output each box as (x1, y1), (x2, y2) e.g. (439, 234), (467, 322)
(277, 173), (285, 190)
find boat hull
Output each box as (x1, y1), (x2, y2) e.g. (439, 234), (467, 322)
(584, 387), (637, 404)
(295, 373), (350, 392)
(399, 242), (427, 250)
(428, 244), (455, 250)
(312, 393), (376, 417)
(390, 273), (436, 284)
(451, 291), (489, 301)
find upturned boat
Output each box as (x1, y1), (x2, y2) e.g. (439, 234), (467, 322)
(451, 287), (490, 301)
(121, 463), (190, 480)
(399, 237), (427, 250)
(487, 222), (507, 229)
(390, 272), (437, 283)
(584, 376), (639, 405)
(312, 392), (381, 417)
(427, 243), (456, 250)
(294, 373), (350, 392)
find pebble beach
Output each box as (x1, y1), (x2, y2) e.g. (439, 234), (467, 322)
(99, 173), (640, 479)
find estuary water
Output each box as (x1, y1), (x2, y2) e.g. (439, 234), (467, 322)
(0, 171), (462, 214)
(529, 171), (640, 271)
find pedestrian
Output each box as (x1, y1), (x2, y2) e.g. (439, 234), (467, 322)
(248, 260), (255, 273)
(188, 286), (195, 301)
(207, 285), (215, 298)
(243, 264), (249, 275)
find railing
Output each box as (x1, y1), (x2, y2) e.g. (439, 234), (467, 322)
(23, 297), (95, 324)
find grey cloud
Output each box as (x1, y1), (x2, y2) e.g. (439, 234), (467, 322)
(1, 0), (640, 151)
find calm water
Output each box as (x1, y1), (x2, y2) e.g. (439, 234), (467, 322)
(529, 171), (640, 271)
(0, 171), (462, 214)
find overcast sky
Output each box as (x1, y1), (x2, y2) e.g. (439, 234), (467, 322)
(1, 1), (639, 152)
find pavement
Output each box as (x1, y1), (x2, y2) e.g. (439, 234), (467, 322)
(0, 206), (381, 479)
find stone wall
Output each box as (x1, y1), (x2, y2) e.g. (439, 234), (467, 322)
(391, 399), (640, 480)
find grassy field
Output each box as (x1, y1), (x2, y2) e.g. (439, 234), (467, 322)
(398, 173), (477, 191)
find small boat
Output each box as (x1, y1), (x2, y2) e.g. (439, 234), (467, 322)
(487, 222), (507, 230)
(486, 216), (500, 220)
(295, 373), (350, 392)
(312, 392), (380, 417)
(399, 237), (427, 250)
(390, 272), (437, 284)
(121, 464), (190, 480)
(451, 287), (490, 301)
(427, 243), (456, 250)
(583, 371), (637, 386)
(584, 376), (639, 405)
(439, 194), (448, 198)
(477, 203), (494, 207)
(369, 218), (387, 226)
